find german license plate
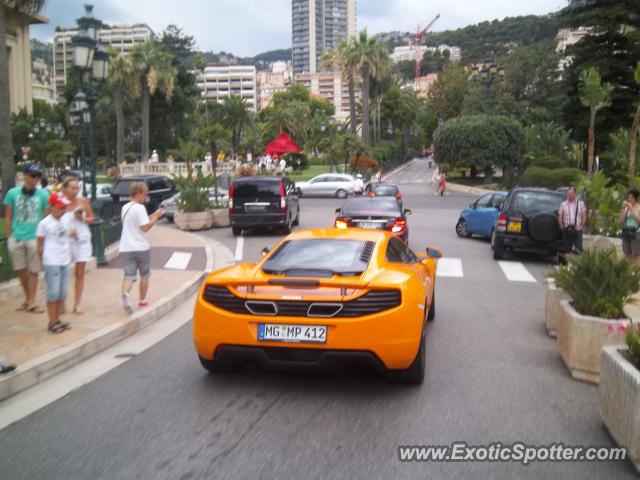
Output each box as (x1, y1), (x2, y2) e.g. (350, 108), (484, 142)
(258, 324), (327, 343)
(507, 221), (522, 233)
(359, 222), (383, 229)
(245, 204), (267, 212)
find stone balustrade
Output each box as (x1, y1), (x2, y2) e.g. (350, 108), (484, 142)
(117, 161), (236, 177)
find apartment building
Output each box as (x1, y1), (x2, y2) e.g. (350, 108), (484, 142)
(197, 65), (259, 112)
(391, 44), (462, 64)
(556, 27), (592, 71)
(32, 57), (56, 105)
(292, 0), (356, 76)
(53, 23), (155, 99)
(294, 71), (357, 121)
(258, 62), (293, 110)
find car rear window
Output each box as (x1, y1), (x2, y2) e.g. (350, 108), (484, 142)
(262, 239), (372, 276)
(373, 185), (398, 196)
(342, 198), (401, 215)
(233, 181), (281, 198)
(113, 180), (134, 195)
(509, 191), (564, 216)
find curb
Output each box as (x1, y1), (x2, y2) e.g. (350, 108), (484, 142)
(446, 182), (493, 196)
(0, 232), (214, 402)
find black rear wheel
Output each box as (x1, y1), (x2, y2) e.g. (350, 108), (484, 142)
(427, 292), (435, 322)
(492, 230), (505, 260)
(232, 226), (241, 236)
(388, 322), (426, 384)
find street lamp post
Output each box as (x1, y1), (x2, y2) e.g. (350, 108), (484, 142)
(72, 4), (110, 265)
(471, 61), (505, 114)
(69, 91), (90, 197)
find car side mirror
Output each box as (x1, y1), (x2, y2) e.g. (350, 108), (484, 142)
(403, 209), (412, 216)
(260, 246), (271, 257)
(425, 247), (443, 259)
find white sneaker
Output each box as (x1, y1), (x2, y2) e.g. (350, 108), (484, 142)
(121, 292), (133, 315)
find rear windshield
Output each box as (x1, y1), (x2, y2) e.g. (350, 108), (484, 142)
(373, 185), (398, 196)
(233, 181), (281, 198)
(509, 191), (564, 216)
(113, 180), (134, 195)
(342, 198), (401, 215)
(262, 239), (371, 276)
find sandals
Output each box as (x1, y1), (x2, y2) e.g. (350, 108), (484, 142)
(47, 321), (71, 334)
(73, 306), (84, 315)
(26, 304), (45, 314)
(16, 302), (28, 311)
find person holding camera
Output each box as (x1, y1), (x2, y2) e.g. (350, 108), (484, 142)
(619, 189), (640, 265)
(558, 187), (586, 254)
(61, 176), (94, 315)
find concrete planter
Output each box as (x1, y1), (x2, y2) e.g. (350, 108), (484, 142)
(210, 208), (230, 228)
(599, 346), (640, 472)
(174, 211), (213, 231)
(556, 299), (626, 384)
(583, 234), (624, 258)
(545, 280), (569, 338)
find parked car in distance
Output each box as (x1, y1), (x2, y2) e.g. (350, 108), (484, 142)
(82, 183), (114, 201)
(491, 187), (566, 261)
(111, 175), (177, 214)
(456, 191), (507, 239)
(369, 182), (403, 209)
(295, 173), (357, 198)
(229, 176), (300, 236)
(160, 188), (229, 222)
(334, 197), (411, 243)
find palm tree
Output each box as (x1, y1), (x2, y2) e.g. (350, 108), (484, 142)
(108, 51), (133, 166)
(578, 67), (614, 175)
(131, 41), (176, 161)
(351, 30), (390, 147)
(1, 1), (45, 198)
(264, 105), (294, 136)
(221, 95), (255, 153)
(322, 37), (359, 135)
(629, 62), (640, 175)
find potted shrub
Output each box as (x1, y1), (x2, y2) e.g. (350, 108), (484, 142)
(599, 325), (640, 472)
(173, 165), (214, 231)
(552, 249), (640, 383)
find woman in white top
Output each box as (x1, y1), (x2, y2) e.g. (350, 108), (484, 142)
(61, 177), (95, 315)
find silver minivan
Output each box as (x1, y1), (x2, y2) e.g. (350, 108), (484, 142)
(295, 174), (356, 198)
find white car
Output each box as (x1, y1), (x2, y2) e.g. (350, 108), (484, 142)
(295, 173), (358, 198)
(160, 187), (229, 221)
(81, 183), (113, 200)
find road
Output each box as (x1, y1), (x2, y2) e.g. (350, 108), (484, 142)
(0, 159), (635, 479)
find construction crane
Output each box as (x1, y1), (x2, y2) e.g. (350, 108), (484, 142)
(413, 14), (441, 86)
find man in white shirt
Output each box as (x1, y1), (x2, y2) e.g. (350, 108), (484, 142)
(119, 182), (164, 314)
(279, 158), (286, 172)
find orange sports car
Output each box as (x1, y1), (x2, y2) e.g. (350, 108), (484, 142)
(193, 228), (440, 383)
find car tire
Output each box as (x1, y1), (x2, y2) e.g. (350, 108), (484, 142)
(336, 189), (348, 199)
(388, 321), (426, 384)
(232, 226), (242, 236)
(281, 215), (293, 234)
(198, 355), (239, 373)
(427, 292), (435, 322)
(456, 219), (471, 238)
(293, 209), (300, 226)
(492, 230), (505, 260)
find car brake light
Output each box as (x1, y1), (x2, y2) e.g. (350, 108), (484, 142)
(396, 192), (402, 200)
(391, 219), (406, 233)
(279, 182), (286, 212)
(335, 218), (348, 229)
(370, 192), (376, 197)
(229, 183), (234, 211)
(498, 214), (508, 232)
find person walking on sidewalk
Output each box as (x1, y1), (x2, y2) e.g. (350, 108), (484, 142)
(61, 177), (94, 314)
(3, 164), (49, 313)
(119, 182), (164, 315)
(37, 192), (73, 333)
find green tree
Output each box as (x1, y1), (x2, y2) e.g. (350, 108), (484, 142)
(578, 67), (614, 175)
(630, 62), (640, 175)
(1, 0), (45, 198)
(322, 37), (359, 135)
(221, 95), (255, 153)
(427, 64), (470, 121)
(131, 41), (177, 161)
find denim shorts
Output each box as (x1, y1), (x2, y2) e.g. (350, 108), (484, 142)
(44, 265), (69, 302)
(121, 250), (151, 282)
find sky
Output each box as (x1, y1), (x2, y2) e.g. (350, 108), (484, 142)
(32, 0), (568, 57)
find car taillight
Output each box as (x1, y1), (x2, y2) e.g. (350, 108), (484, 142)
(370, 192), (376, 197)
(396, 192), (402, 200)
(335, 218), (349, 229)
(497, 213), (508, 232)
(229, 183), (234, 211)
(279, 182), (286, 212)
(391, 219), (406, 233)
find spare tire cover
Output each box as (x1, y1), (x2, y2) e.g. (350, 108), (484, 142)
(528, 213), (561, 243)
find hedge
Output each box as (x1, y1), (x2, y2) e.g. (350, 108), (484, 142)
(520, 167), (584, 190)
(531, 155), (566, 170)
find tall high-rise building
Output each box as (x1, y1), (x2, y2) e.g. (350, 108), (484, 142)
(292, 0), (356, 76)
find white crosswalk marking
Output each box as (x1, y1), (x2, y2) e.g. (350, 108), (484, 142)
(163, 252), (192, 270)
(498, 261), (537, 283)
(235, 236), (244, 262)
(436, 258), (464, 278)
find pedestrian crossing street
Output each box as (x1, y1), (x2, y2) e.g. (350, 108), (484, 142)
(437, 257), (546, 283)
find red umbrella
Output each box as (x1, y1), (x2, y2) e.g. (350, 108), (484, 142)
(265, 133), (301, 157)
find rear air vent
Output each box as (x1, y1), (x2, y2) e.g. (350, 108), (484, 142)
(360, 241), (376, 263)
(308, 303), (343, 318)
(245, 301), (278, 316)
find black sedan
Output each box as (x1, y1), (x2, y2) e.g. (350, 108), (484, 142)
(334, 197), (412, 243)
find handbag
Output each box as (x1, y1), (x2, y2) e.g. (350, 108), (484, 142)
(621, 225), (638, 240)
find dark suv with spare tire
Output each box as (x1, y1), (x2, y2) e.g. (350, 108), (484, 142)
(491, 187), (567, 261)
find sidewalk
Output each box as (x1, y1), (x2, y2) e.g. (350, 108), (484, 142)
(0, 225), (213, 401)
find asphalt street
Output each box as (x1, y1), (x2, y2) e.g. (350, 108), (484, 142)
(0, 159), (635, 479)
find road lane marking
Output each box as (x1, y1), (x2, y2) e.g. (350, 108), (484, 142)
(498, 261), (537, 283)
(163, 252), (192, 270)
(235, 236), (244, 262)
(436, 258), (464, 278)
